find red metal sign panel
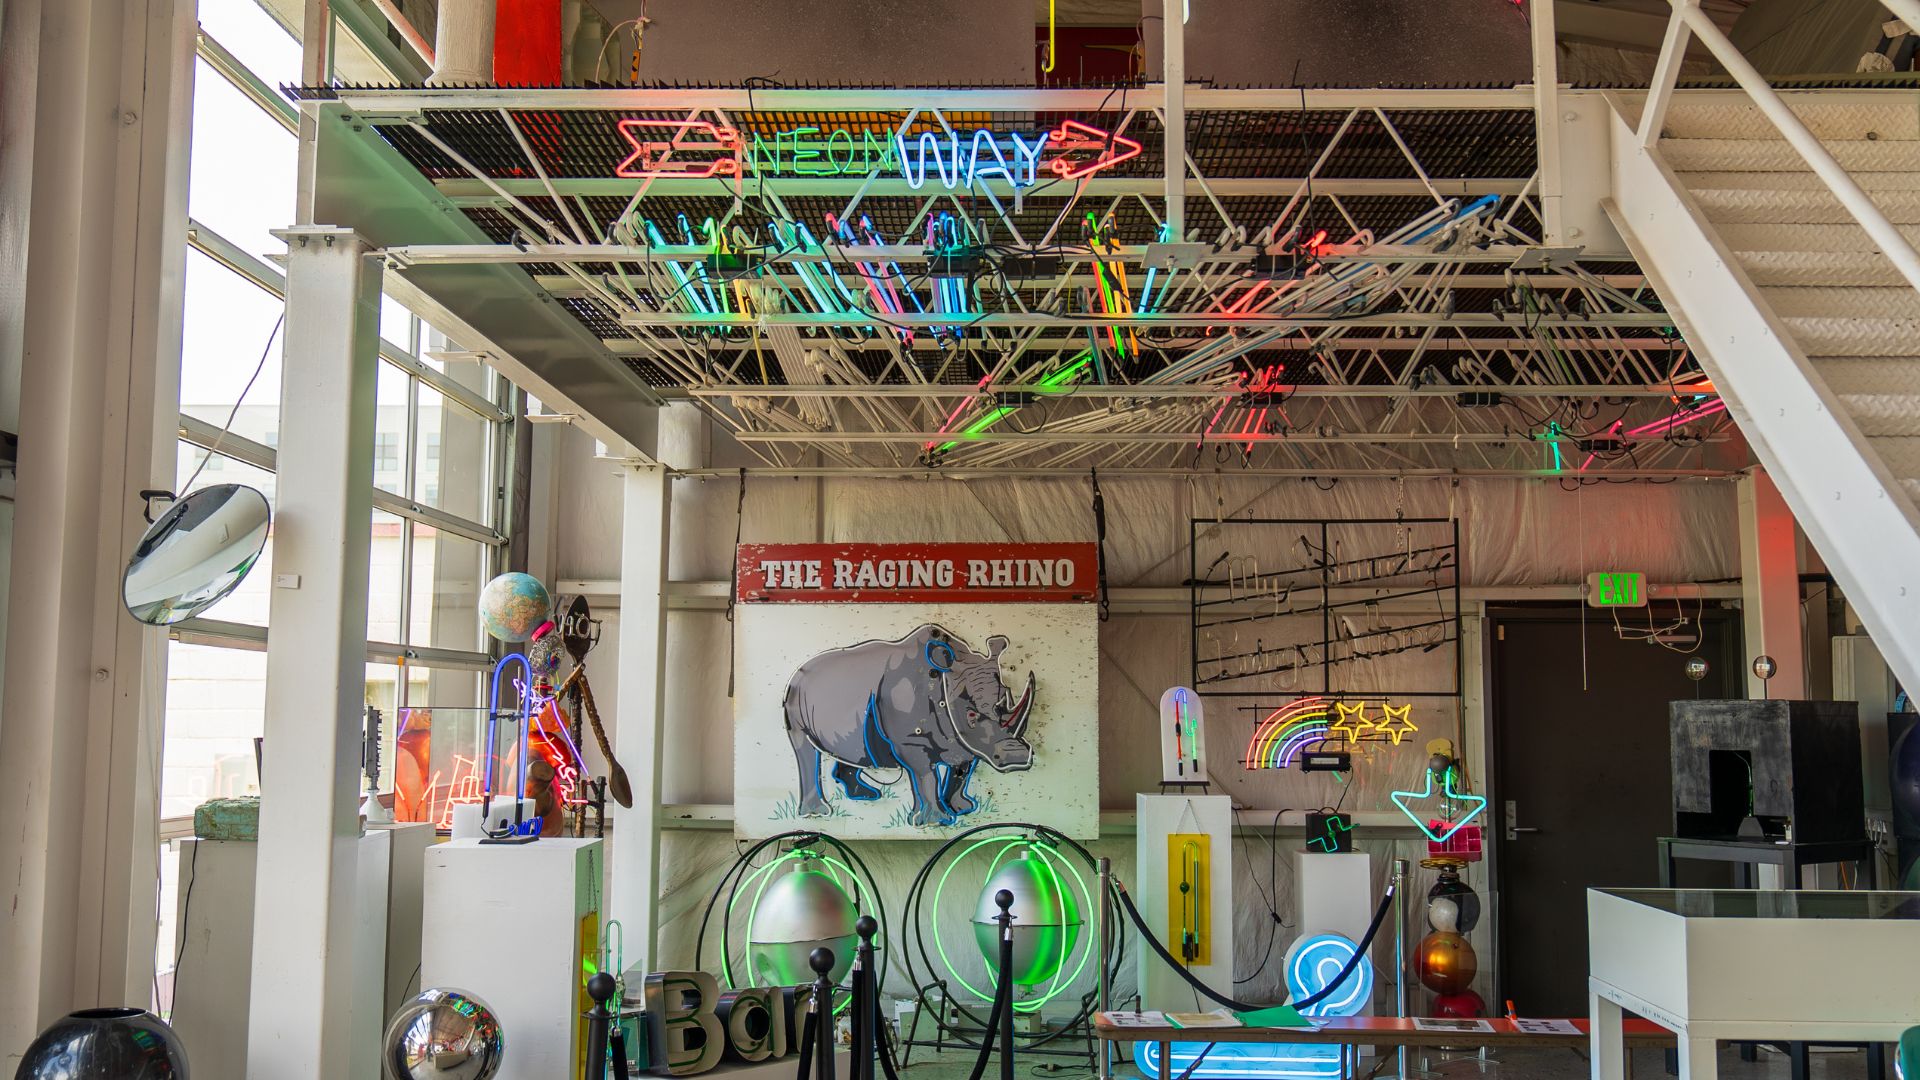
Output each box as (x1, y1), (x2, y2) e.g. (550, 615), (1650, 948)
(737, 543), (1098, 603)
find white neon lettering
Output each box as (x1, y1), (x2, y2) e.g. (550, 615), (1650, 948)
(966, 129), (1013, 187)
(1009, 131), (1051, 185)
(896, 131), (961, 190)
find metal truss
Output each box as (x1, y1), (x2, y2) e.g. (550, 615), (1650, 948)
(319, 85), (1739, 479)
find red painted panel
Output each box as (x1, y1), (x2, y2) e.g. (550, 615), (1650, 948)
(737, 542), (1098, 603)
(494, 0), (562, 86)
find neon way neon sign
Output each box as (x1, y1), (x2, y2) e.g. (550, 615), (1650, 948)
(614, 118), (1141, 189)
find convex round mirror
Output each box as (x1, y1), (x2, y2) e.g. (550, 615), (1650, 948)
(123, 484), (271, 625)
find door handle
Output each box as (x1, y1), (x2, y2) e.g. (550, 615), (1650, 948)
(1505, 799), (1540, 841)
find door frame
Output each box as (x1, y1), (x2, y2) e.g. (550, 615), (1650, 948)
(1483, 601), (1744, 1006)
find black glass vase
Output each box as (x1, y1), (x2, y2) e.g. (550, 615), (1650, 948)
(14, 1007), (188, 1080)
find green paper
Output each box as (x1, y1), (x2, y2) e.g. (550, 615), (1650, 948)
(1235, 1005), (1313, 1028)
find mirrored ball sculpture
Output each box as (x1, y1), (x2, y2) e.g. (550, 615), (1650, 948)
(382, 988), (505, 1080)
(748, 861), (858, 986)
(972, 847), (1082, 986)
(16, 1007), (188, 1080)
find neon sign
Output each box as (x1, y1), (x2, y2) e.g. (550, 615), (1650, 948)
(1244, 697), (1419, 769)
(1390, 764), (1488, 843)
(614, 119), (1143, 189)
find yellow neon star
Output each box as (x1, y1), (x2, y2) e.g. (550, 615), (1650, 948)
(1329, 700), (1372, 742)
(1376, 702), (1418, 745)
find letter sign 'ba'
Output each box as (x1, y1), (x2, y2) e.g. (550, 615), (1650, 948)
(1586, 571), (1647, 608)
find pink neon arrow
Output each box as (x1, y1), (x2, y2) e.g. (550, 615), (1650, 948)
(1044, 119), (1144, 181)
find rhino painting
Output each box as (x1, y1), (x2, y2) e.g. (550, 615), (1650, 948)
(783, 623), (1036, 826)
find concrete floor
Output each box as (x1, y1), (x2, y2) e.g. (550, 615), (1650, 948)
(888, 1043), (1882, 1080)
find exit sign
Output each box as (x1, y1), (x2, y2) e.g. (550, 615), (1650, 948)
(1587, 571), (1647, 608)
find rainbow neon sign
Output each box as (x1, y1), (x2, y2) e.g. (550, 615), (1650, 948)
(615, 118), (1142, 188)
(1243, 697), (1419, 769)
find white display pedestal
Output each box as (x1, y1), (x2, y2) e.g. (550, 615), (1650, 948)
(422, 838), (604, 1080)
(1588, 888), (1920, 1080)
(1295, 851), (1375, 1023)
(370, 821), (435, 1016)
(1135, 794), (1235, 1011)
(171, 832), (390, 1080)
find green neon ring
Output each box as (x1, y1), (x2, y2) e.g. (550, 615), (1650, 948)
(1022, 840), (1093, 1011)
(731, 848), (867, 1016)
(927, 834), (1093, 1013)
(929, 836), (1023, 1005)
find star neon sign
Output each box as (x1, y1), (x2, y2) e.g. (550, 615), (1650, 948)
(1390, 767), (1487, 843)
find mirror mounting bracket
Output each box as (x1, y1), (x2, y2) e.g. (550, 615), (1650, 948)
(139, 489), (177, 524)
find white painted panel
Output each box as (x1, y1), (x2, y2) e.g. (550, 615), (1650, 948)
(734, 603), (1099, 839)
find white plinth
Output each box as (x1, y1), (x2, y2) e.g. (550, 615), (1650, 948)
(172, 833), (389, 1080)
(1135, 794), (1235, 1011)
(1588, 888), (1920, 1080)
(422, 838), (604, 1080)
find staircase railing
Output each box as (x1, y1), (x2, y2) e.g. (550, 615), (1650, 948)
(1636, 0), (1920, 296)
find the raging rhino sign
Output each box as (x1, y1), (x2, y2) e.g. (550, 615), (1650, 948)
(733, 543), (1100, 839)
(786, 624), (1035, 826)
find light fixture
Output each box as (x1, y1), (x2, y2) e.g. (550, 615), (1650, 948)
(746, 857), (859, 985)
(972, 846), (1082, 987)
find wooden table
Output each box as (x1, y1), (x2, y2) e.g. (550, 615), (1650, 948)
(1095, 1014), (1677, 1080)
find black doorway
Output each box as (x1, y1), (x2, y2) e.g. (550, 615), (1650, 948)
(1489, 605), (1741, 1016)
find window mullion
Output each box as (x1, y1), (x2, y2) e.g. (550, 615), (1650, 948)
(195, 27), (298, 133)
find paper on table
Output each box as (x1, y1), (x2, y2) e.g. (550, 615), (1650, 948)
(1167, 1010), (1243, 1029)
(1100, 1011), (1168, 1028)
(1410, 1017), (1496, 1033)
(1514, 1018), (1583, 1036)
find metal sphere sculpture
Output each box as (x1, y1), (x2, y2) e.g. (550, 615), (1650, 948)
(748, 859), (859, 985)
(382, 988), (505, 1080)
(15, 1008), (188, 1079)
(901, 822), (1118, 1051)
(971, 847), (1083, 986)
(695, 830), (888, 1006)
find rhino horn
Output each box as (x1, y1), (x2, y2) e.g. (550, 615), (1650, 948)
(1002, 671), (1036, 737)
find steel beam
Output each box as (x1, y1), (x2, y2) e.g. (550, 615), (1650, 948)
(677, 383), (1698, 399)
(613, 311), (1673, 329)
(1162, 0), (1186, 239)
(730, 430), (1726, 445)
(326, 85), (1535, 114)
(247, 228), (382, 1080)
(435, 176), (1533, 200)
(673, 465), (1732, 479)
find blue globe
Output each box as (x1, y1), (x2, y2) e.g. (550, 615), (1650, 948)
(479, 572), (552, 643)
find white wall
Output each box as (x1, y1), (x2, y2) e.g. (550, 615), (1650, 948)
(548, 427), (1743, 1008)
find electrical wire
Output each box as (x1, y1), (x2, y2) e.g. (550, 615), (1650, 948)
(180, 313), (284, 495)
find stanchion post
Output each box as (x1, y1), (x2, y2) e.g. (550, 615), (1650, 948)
(995, 889), (1016, 1080)
(811, 947), (839, 1080)
(1393, 858), (1409, 1080)
(1096, 858), (1113, 1080)
(585, 970), (617, 1080)
(854, 915), (880, 1080)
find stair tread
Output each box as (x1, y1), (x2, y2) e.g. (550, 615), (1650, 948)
(1676, 171), (1920, 192)
(1785, 316), (1920, 356)
(1764, 287), (1920, 318)
(1733, 250), (1910, 287)
(1662, 139), (1920, 173)
(1870, 435), (1920, 481)
(1810, 357), (1920, 436)
(1718, 221), (1920, 253)
(1655, 99), (1920, 141)
(1689, 187), (1920, 226)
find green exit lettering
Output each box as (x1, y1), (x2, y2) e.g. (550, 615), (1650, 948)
(1587, 571), (1647, 608)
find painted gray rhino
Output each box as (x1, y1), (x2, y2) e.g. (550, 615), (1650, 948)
(784, 623), (1035, 826)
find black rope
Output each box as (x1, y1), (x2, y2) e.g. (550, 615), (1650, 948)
(1114, 879), (1394, 1013)
(727, 467), (746, 697)
(1090, 468), (1110, 622)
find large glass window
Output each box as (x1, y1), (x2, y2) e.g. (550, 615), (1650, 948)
(157, 0), (518, 1013)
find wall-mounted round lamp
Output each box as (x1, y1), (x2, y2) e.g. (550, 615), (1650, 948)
(748, 860), (857, 986)
(970, 846), (1083, 986)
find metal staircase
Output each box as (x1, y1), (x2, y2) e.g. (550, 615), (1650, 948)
(1603, 72), (1920, 695)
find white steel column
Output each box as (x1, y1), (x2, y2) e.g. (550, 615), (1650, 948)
(245, 228), (382, 1080)
(607, 404), (702, 970)
(608, 458), (671, 968)
(1161, 0), (1186, 240)
(0, 0), (192, 1058)
(1530, 0), (1564, 242)
(1738, 469), (1806, 700)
